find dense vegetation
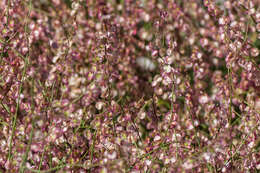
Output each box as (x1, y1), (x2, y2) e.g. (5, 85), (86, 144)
(0, 0), (259, 172)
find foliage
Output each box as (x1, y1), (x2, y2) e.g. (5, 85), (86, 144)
(0, 0), (259, 172)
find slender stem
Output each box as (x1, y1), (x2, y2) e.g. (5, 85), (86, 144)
(38, 146), (47, 170)
(90, 130), (97, 163)
(8, 56), (29, 161)
(19, 119), (35, 173)
(5, 0), (11, 27)
(8, 0), (32, 163)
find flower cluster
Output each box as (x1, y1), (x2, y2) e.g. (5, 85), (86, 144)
(0, 0), (259, 172)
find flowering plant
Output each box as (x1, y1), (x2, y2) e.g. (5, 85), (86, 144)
(0, 0), (259, 172)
